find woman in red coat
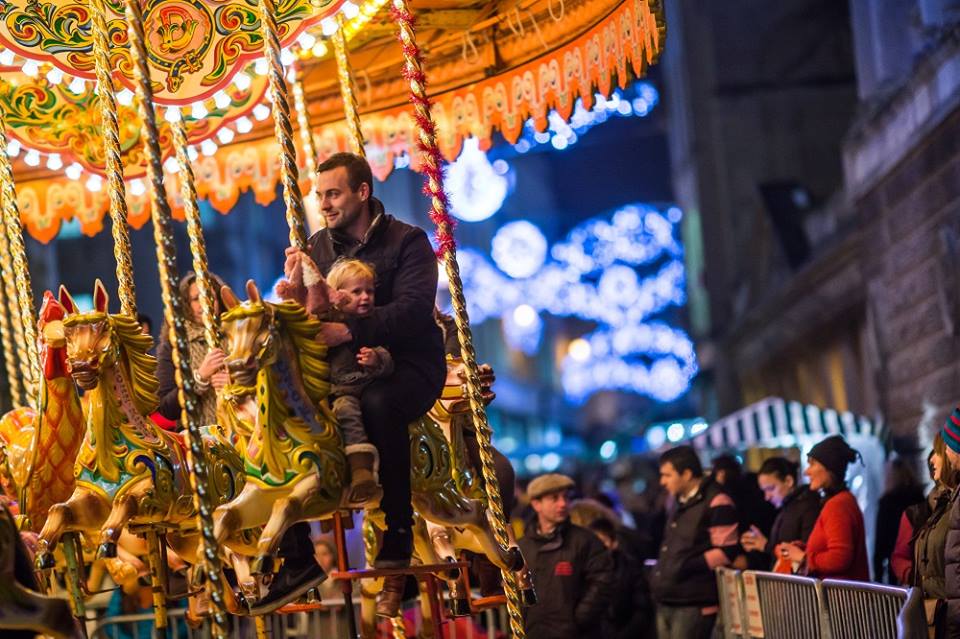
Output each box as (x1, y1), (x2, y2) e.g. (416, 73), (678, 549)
(778, 435), (870, 581)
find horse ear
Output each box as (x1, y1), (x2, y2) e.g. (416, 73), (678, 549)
(220, 284), (239, 310)
(58, 285), (77, 315)
(93, 279), (109, 313)
(246, 279), (261, 303)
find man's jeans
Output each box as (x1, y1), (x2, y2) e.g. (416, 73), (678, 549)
(656, 604), (716, 639)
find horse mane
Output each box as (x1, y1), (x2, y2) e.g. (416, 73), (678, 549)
(107, 313), (160, 416)
(271, 301), (331, 404)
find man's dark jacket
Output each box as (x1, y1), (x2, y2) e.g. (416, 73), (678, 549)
(942, 487), (960, 637)
(517, 520), (613, 639)
(306, 197), (445, 385)
(766, 485), (822, 553)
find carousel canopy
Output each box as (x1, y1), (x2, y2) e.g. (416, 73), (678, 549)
(688, 397), (887, 452)
(0, 0), (664, 242)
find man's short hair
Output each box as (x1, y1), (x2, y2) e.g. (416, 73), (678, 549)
(659, 445), (703, 477)
(316, 152), (374, 196)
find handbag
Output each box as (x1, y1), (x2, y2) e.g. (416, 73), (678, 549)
(923, 598), (943, 639)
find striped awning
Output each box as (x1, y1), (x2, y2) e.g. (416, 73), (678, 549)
(690, 397), (886, 451)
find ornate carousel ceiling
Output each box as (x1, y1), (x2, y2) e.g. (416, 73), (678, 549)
(0, 0), (664, 242)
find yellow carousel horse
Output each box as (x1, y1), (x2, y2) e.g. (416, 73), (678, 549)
(34, 280), (245, 571)
(211, 282), (526, 593)
(0, 291), (85, 533)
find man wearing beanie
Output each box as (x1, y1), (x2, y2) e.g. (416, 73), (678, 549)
(940, 407), (960, 636)
(517, 473), (613, 639)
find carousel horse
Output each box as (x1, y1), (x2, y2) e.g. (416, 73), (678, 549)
(211, 282), (525, 598)
(0, 292), (85, 533)
(0, 502), (78, 638)
(34, 280), (245, 572)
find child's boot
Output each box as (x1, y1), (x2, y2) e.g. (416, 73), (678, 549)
(345, 444), (383, 508)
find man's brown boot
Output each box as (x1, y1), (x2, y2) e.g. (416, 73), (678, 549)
(346, 445), (383, 508)
(376, 575), (406, 617)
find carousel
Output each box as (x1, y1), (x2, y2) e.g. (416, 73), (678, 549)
(0, 0), (665, 636)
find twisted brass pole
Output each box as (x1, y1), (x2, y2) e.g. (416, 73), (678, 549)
(90, 0), (137, 317)
(170, 119), (220, 350)
(0, 106), (37, 402)
(257, 0), (308, 250)
(332, 15), (366, 156)
(0, 213), (24, 408)
(0, 250), (22, 407)
(121, 0), (229, 636)
(391, 2), (524, 636)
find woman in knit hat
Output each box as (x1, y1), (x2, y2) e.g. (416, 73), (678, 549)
(777, 435), (870, 580)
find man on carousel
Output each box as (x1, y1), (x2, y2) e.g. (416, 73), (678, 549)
(264, 152), (447, 615)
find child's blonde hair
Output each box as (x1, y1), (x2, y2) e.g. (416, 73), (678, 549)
(327, 258), (376, 290)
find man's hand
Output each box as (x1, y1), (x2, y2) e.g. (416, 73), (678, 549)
(356, 347), (381, 368)
(318, 322), (351, 347)
(740, 525), (767, 552)
(197, 348), (225, 381)
(450, 363), (496, 412)
(210, 371), (231, 392)
(279, 247), (308, 305)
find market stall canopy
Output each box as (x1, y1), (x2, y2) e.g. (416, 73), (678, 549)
(689, 397), (887, 452)
(2, 0), (664, 243)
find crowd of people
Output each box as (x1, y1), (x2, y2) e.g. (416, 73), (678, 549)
(514, 418), (960, 639)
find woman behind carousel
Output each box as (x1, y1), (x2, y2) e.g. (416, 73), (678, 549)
(155, 272), (229, 428)
(740, 456), (822, 571)
(778, 435), (870, 580)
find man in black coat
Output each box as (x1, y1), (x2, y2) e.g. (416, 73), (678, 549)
(258, 152), (446, 615)
(517, 474), (613, 639)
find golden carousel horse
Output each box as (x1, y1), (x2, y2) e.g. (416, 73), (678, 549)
(210, 282), (527, 602)
(34, 280), (245, 572)
(0, 291), (85, 533)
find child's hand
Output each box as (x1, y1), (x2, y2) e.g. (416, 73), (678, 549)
(357, 347), (381, 368)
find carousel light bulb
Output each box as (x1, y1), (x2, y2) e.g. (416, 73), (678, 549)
(234, 117), (253, 134)
(129, 179), (145, 196)
(65, 162), (82, 180)
(46, 68), (63, 85)
(85, 175), (102, 192)
(116, 88), (134, 106)
(164, 106), (181, 123)
(311, 42), (328, 58)
(192, 101), (209, 119)
(321, 18), (337, 36)
(21, 60), (38, 77)
(46, 153), (62, 170)
(253, 104), (271, 121)
(297, 32), (317, 50)
(6, 139), (20, 158)
(68, 77), (85, 94)
(255, 59), (269, 76)
(213, 91), (230, 110)
(216, 127), (235, 144)
(342, 1), (360, 19)
(187, 146), (198, 162)
(0, 49), (14, 67)
(23, 149), (40, 166)
(280, 48), (295, 67)
(233, 72), (252, 91)
(200, 139), (217, 156)
(163, 156), (179, 174)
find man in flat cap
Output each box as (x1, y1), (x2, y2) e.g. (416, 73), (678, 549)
(518, 473), (613, 639)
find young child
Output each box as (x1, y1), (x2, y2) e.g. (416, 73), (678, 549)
(325, 258), (392, 507)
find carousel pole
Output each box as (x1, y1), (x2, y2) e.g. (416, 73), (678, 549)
(291, 65), (318, 181)
(0, 216), (25, 408)
(257, 0), (308, 249)
(332, 15), (366, 156)
(170, 119), (220, 350)
(0, 107), (38, 403)
(389, 2), (525, 637)
(89, 0), (137, 317)
(119, 0), (230, 637)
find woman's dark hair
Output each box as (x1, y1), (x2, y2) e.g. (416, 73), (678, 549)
(178, 271), (227, 323)
(659, 446), (703, 478)
(758, 457), (799, 482)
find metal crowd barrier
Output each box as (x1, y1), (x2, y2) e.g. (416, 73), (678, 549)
(716, 568), (926, 639)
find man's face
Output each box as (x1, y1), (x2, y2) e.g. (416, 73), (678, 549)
(316, 166), (369, 233)
(659, 462), (693, 497)
(531, 490), (569, 527)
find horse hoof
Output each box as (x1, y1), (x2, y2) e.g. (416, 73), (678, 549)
(251, 554), (274, 576)
(505, 546), (525, 572)
(97, 542), (118, 559)
(448, 597), (472, 617)
(521, 587), (538, 607)
(35, 550), (55, 570)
